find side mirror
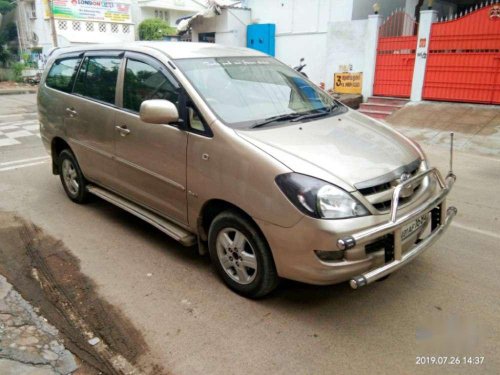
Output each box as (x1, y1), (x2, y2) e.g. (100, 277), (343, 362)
(139, 99), (179, 124)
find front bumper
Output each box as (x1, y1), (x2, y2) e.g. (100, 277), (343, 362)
(338, 168), (456, 289)
(257, 168), (457, 287)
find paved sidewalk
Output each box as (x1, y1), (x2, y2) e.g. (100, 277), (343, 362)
(0, 275), (78, 375)
(0, 82), (37, 96)
(386, 101), (500, 157)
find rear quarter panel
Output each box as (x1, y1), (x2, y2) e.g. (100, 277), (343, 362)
(37, 79), (69, 156)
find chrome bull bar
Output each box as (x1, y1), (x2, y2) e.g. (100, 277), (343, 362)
(337, 168), (457, 289)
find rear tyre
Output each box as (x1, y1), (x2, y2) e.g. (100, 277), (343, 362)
(58, 149), (89, 204)
(208, 211), (279, 298)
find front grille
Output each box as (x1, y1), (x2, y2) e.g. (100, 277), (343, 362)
(358, 182), (391, 196)
(356, 159), (422, 213)
(373, 195), (415, 211)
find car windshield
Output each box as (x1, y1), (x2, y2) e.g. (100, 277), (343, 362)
(175, 56), (338, 128)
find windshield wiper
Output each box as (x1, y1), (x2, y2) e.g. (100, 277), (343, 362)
(251, 113), (302, 128)
(290, 103), (339, 122)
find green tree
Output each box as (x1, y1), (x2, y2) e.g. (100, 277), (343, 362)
(138, 19), (176, 41)
(12, 61), (25, 82)
(0, 0), (16, 15)
(0, 22), (18, 66)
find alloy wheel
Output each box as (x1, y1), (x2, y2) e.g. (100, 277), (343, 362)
(62, 158), (79, 196)
(216, 228), (258, 285)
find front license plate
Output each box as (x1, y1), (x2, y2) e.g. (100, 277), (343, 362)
(401, 214), (428, 241)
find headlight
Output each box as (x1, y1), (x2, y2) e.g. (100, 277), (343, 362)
(275, 173), (369, 219)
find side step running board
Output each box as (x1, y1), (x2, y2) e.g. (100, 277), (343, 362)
(87, 185), (197, 247)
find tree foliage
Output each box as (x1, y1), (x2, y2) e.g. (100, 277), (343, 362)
(0, 23), (18, 66)
(138, 19), (176, 41)
(0, 0), (16, 15)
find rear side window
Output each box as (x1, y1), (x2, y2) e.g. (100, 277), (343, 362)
(74, 56), (121, 104)
(45, 57), (81, 93)
(123, 59), (179, 112)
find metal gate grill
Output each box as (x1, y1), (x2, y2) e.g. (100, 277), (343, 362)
(374, 11), (418, 98)
(423, 3), (500, 104)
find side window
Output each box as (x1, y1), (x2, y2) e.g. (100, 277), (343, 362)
(74, 56), (121, 104)
(187, 105), (208, 134)
(123, 59), (179, 113)
(45, 57), (81, 93)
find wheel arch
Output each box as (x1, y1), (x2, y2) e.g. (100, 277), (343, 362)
(197, 199), (268, 246)
(51, 137), (72, 175)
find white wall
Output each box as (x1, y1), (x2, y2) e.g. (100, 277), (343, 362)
(247, 0), (355, 84)
(325, 19), (367, 90)
(31, 0), (55, 54)
(54, 19), (135, 45)
(275, 33), (328, 84)
(191, 8), (251, 47)
(215, 8), (251, 47)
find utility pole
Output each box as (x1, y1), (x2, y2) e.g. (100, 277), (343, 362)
(48, 0), (58, 47)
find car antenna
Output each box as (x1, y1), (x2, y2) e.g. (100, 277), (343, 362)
(449, 132), (454, 176)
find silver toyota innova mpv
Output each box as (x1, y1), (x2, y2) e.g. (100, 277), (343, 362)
(38, 42), (457, 298)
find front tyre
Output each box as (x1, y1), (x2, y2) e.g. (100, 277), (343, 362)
(58, 149), (89, 204)
(208, 211), (279, 298)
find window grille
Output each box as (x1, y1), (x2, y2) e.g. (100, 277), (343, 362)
(58, 20), (67, 30)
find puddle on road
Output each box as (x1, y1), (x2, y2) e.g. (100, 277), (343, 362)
(0, 212), (166, 375)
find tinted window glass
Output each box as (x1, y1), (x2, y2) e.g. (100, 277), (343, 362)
(123, 59), (179, 113)
(74, 56), (121, 104)
(45, 57), (81, 93)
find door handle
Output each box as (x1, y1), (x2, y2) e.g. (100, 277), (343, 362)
(65, 107), (78, 117)
(115, 125), (131, 136)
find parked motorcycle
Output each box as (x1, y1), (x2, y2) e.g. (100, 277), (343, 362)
(294, 58), (308, 78)
(23, 72), (42, 86)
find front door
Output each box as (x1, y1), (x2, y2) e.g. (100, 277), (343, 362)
(113, 53), (188, 224)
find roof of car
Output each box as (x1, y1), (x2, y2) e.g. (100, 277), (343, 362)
(49, 42), (266, 60)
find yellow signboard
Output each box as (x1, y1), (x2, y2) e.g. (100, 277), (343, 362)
(334, 72), (362, 94)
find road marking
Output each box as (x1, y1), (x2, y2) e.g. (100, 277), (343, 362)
(0, 161), (48, 172)
(0, 112), (37, 119)
(0, 156), (49, 172)
(0, 120), (38, 128)
(451, 221), (500, 240)
(0, 156), (50, 167)
(0, 138), (20, 147)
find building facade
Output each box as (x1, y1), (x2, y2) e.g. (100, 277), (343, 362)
(13, 0), (205, 55)
(189, 0), (491, 105)
(246, 0), (461, 89)
(131, 0), (205, 40)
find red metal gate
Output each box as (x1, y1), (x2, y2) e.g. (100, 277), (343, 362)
(423, 4), (500, 104)
(374, 11), (418, 98)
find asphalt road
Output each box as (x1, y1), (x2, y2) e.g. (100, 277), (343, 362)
(0, 94), (498, 375)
